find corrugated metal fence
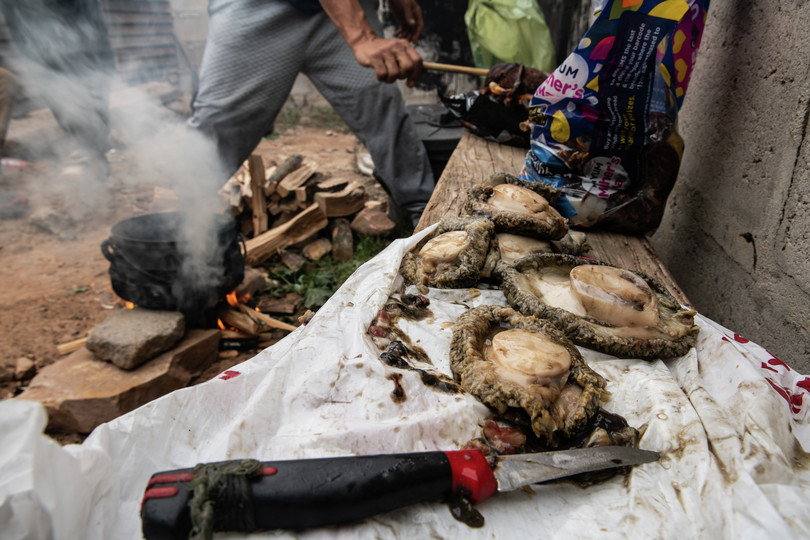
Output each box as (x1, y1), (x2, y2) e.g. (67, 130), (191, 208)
(0, 0), (183, 88)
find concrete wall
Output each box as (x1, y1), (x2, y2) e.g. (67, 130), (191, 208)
(650, 1), (810, 371)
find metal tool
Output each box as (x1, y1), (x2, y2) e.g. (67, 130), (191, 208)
(141, 446), (659, 538)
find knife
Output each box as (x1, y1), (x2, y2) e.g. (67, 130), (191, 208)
(141, 446), (658, 538)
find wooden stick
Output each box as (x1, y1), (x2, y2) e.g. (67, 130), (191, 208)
(423, 61), (489, 77)
(236, 303), (298, 332)
(57, 337), (87, 355)
(220, 308), (261, 336)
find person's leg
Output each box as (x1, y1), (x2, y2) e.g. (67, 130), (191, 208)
(188, 0), (311, 176)
(1, 0), (114, 162)
(302, 2), (435, 226)
(0, 67), (19, 155)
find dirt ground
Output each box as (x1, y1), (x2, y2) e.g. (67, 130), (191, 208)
(0, 95), (387, 424)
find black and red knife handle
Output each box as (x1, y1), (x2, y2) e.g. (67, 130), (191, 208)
(141, 450), (497, 538)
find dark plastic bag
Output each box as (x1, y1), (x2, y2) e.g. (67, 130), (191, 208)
(440, 63), (549, 147)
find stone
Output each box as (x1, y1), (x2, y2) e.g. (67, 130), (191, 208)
(86, 308), (185, 370)
(350, 206), (396, 237)
(29, 206), (76, 240)
(17, 329), (220, 433)
(0, 359), (13, 383)
(14, 357), (36, 380)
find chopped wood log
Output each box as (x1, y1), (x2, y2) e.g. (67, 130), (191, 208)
(268, 200), (282, 215)
(331, 218), (354, 262)
(235, 267), (270, 300)
(237, 303), (297, 331)
(365, 199), (387, 213)
(302, 237), (332, 261)
(218, 167), (249, 214)
(220, 308), (261, 335)
(276, 162), (317, 198)
(280, 250), (306, 270)
(294, 186), (309, 207)
(57, 337), (87, 356)
(248, 154), (269, 235)
(350, 206), (396, 237)
(218, 350), (239, 359)
(278, 197), (302, 213)
(314, 181), (366, 217)
(245, 203), (328, 266)
(264, 154), (303, 195)
(315, 177), (349, 192)
(271, 210), (297, 228)
(256, 292), (301, 314)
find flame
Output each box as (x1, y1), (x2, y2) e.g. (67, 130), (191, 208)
(125, 302), (134, 309)
(217, 319), (226, 330)
(226, 291), (239, 306)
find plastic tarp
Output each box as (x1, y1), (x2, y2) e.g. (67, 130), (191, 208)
(2, 226), (809, 539)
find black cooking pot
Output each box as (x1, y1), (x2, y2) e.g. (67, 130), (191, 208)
(101, 212), (245, 318)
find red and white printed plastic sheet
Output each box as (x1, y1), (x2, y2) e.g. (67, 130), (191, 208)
(1, 226), (809, 539)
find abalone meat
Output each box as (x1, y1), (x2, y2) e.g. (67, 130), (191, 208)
(450, 305), (605, 445)
(400, 217), (494, 289)
(500, 253), (698, 360)
(493, 232), (554, 266)
(466, 182), (568, 240)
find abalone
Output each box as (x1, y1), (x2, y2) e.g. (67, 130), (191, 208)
(400, 217), (494, 289)
(500, 253), (698, 360)
(466, 181), (568, 240)
(494, 232), (554, 265)
(450, 305), (605, 445)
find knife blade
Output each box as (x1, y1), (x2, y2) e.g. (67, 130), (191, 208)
(141, 446), (658, 539)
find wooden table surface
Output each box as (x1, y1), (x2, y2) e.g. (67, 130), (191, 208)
(415, 132), (691, 307)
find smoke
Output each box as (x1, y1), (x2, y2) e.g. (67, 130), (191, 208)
(3, 0), (238, 315)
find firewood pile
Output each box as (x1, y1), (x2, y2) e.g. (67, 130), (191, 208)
(218, 153), (395, 268)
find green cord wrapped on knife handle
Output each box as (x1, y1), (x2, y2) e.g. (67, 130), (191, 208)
(141, 446), (659, 538)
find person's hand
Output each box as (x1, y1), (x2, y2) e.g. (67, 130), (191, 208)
(388, 0), (424, 43)
(351, 35), (423, 87)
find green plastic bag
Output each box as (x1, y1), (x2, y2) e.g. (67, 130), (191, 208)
(465, 0), (556, 72)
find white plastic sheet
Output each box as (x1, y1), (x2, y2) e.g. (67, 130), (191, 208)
(2, 227), (809, 539)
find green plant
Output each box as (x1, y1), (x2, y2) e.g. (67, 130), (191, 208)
(262, 235), (391, 311)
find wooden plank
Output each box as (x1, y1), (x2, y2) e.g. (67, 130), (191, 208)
(248, 155), (268, 235)
(245, 204), (328, 266)
(416, 132), (692, 307)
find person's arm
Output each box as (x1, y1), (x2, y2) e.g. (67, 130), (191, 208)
(319, 0), (424, 87)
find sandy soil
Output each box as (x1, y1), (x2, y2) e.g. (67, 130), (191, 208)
(0, 96), (385, 426)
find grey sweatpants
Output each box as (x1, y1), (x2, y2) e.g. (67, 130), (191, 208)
(189, 0), (435, 224)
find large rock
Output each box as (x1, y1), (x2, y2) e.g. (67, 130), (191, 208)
(86, 308), (185, 370)
(17, 329), (220, 433)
